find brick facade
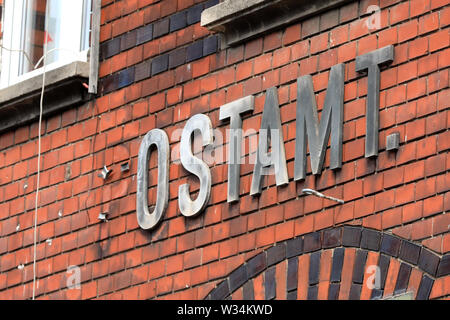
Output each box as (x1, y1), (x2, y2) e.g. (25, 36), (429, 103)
(0, 0), (448, 300)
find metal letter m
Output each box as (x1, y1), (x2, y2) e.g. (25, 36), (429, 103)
(294, 63), (345, 180)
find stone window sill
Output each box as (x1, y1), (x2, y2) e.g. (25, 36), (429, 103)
(201, 0), (351, 47)
(0, 61), (91, 134)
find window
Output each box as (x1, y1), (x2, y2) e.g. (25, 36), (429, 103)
(201, 0), (350, 47)
(1, 0), (92, 88)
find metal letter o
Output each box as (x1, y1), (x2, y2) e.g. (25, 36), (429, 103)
(136, 128), (170, 230)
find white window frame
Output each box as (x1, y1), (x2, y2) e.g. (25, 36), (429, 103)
(0, 0), (92, 89)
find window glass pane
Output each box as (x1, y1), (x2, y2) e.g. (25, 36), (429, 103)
(20, 0), (90, 75)
(81, 0), (92, 51)
(1, 0), (91, 88)
(46, 0), (84, 64)
(21, 0), (47, 74)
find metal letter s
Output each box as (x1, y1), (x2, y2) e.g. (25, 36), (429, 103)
(179, 114), (213, 217)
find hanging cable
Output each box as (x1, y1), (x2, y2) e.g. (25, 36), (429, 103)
(1, 45), (90, 300)
(0, 46), (67, 299)
(0, 46), (34, 69)
(34, 47), (86, 70)
(1, 44), (88, 299)
(31, 1), (50, 300)
(1, 1), (97, 300)
(31, 54), (45, 301)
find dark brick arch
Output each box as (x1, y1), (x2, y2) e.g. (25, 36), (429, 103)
(205, 226), (450, 300)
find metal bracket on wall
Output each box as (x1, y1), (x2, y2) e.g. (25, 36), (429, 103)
(386, 132), (400, 151)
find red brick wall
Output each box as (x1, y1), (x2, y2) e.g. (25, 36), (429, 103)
(0, 0), (448, 300)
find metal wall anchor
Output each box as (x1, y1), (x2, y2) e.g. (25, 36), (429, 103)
(121, 162), (130, 172)
(98, 212), (108, 222)
(301, 188), (345, 204)
(98, 166), (112, 180)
